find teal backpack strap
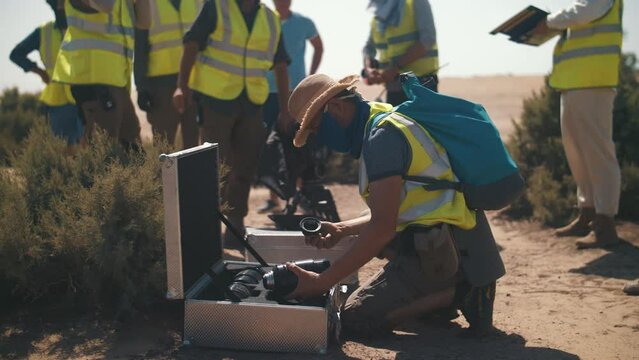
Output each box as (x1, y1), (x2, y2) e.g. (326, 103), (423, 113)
(370, 111), (464, 193)
(366, 111), (391, 134)
(404, 175), (464, 192)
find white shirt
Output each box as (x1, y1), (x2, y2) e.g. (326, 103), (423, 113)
(547, 0), (615, 30)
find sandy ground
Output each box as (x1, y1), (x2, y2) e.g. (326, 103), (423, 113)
(2, 76), (638, 360)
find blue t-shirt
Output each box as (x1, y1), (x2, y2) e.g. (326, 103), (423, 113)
(267, 11), (318, 93)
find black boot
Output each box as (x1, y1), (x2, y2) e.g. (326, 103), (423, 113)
(457, 281), (496, 336)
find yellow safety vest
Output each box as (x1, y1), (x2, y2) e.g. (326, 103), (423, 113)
(53, 0), (135, 87)
(38, 22), (74, 106)
(371, 0), (439, 77)
(549, 0), (623, 90)
(359, 103), (476, 232)
(189, 0), (281, 105)
(148, 0), (204, 77)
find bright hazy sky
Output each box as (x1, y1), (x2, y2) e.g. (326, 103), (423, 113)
(1, 0), (637, 93)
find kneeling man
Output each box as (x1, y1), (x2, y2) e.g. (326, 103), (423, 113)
(286, 74), (505, 337)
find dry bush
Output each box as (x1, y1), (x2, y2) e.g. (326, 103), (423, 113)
(0, 122), (171, 313)
(506, 54), (639, 225)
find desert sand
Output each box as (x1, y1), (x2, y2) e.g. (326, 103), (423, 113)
(3, 76), (638, 360)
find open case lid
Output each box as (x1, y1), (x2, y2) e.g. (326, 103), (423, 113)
(491, 5), (560, 46)
(161, 143), (222, 299)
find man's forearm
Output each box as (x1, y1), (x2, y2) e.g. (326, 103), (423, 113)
(320, 220), (396, 287)
(134, 28), (150, 88)
(177, 41), (199, 89)
(274, 62), (290, 112)
(134, 0), (151, 30)
(547, 0), (614, 30)
(396, 42), (428, 69)
(320, 176), (401, 288)
(309, 37), (323, 75)
(336, 213), (371, 237)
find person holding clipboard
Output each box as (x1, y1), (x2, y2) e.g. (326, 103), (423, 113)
(531, 0), (624, 250)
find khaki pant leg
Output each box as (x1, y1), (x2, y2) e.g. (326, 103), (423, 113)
(342, 252), (456, 338)
(199, 105), (236, 213)
(225, 107), (266, 219)
(111, 86), (141, 144)
(561, 89), (620, 215)
(80, 98), (121, 141)
(147, 86), (180, 146)
(180, 101), (200, 149)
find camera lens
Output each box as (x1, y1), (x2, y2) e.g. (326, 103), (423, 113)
(300, 217), (322, 236)
(227, 268), (263, 300)
(262, 259), (331, 296)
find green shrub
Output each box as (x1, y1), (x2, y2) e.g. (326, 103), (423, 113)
(0, 88), (44, 165)
(507, 53), (639, 224)
(0, 122), (170, 311)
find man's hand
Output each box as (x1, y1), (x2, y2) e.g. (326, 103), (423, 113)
(172, 86), (192, 114)
(381, 66), (400, 84)
(532, 19), (551, 37)
(33, 68), (50, 84)
(305, 221), (343, 249)
(365, 68), (383, 85)
(285, 263), (331, 300)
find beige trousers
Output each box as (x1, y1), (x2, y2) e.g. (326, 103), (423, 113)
(147, 86), (199, 149)
(560, 88), (620, 216)
(199, 104), (266, 220)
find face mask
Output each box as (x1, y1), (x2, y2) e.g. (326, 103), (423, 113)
(314, 93), (360, 153)
(316, 111), (353, 153)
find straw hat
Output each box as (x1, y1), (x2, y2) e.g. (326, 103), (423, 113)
(288, 74), (359, 147)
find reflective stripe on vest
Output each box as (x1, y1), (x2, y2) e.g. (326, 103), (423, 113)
(53, 0), (134, 87)
(61, 38), (134, 58)
(549, 0), (623, 90)
(189, 0), (280, 105)
(40, 22), (59, 71)
(65, 16), (135, 37)
(148, 0), (203, 77)
(38, 22), (74, 106)
(359, 106), (476, 231)
(371, 0), (439, 76)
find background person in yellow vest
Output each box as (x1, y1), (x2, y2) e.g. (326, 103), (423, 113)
(257, 0), (324, 214)
(52, 0), (150, 147)
(532, 0), (623, 250)
(363, 0), (439, 105)
(284, 74), (505, 337)
(134, 0), (204, 149)
(9, 0), (83, 146)
(173, 0), (291, 249)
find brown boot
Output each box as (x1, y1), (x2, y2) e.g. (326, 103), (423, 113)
(555, 207), (595, 237)
(575, 214), (619, 249)
(623, 280), (639, 296)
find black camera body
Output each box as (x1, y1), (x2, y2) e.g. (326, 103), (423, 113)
(263, 259), (330, 296)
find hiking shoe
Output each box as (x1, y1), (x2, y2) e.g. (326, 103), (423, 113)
(459, 282), (496, 336)
(257, 200), (279, 214)
(555, 207), (594, 237)
(575, 214), (619, 250)
(623, 280), (639, 296)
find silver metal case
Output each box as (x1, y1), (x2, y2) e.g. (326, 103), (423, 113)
(245, 228), (359, 286)
(161, 143), (341, 354)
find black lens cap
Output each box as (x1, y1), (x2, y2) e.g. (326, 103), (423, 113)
(300, 217), (322, 236)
